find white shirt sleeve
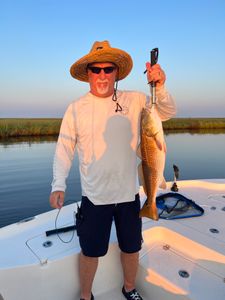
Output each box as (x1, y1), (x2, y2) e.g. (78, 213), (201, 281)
(51, 103), (77, 193)
(145, 85), (176, 121)
(155, 85), (177, 121)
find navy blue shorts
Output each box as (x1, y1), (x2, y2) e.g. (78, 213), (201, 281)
(75, 194), (142, 257)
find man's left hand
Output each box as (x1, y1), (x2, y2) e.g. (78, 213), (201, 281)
(145, 62), (166, 87)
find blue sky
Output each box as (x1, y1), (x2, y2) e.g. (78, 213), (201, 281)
(1, 0), (225, 117)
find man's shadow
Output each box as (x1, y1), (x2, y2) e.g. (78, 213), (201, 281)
(87, 115), (136, 200)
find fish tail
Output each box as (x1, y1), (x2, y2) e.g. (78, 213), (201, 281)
(139, 200), (159, 220)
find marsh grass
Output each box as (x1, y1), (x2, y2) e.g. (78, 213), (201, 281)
(163, 118), (225, 131)
(0, 118), (61, 138)
(1, 118), (225, 138)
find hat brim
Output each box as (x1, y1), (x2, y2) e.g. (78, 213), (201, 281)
(70, 47), (133, 82)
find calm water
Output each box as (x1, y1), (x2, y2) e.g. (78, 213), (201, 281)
(0, 132), (225, 228)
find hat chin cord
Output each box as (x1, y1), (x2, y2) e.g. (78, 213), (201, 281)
(112, 80), (122, 113)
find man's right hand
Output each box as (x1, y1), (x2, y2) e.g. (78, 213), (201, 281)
(49, 191), (65, 209)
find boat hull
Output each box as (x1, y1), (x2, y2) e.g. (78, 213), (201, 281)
(0, 179), (225, 300)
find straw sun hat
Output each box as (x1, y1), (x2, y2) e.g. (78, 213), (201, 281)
(70, 40), (133, 82)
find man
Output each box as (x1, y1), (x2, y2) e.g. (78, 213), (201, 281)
(49, 40), (176, 300)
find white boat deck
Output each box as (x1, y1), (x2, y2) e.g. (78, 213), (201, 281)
(0, 179), (225, 300)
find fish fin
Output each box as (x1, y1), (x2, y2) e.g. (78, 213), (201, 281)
(138, 163), (147, 195)
(154, 133), (163, 151)
(159, 177), (167, 189)
(139, 199), (159, 220)
(136, 144), (142, 159)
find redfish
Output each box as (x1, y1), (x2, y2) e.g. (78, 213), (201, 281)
(138, 106), (167, 220)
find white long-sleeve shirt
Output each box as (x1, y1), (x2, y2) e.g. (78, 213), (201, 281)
(51, 86), (176, 205)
